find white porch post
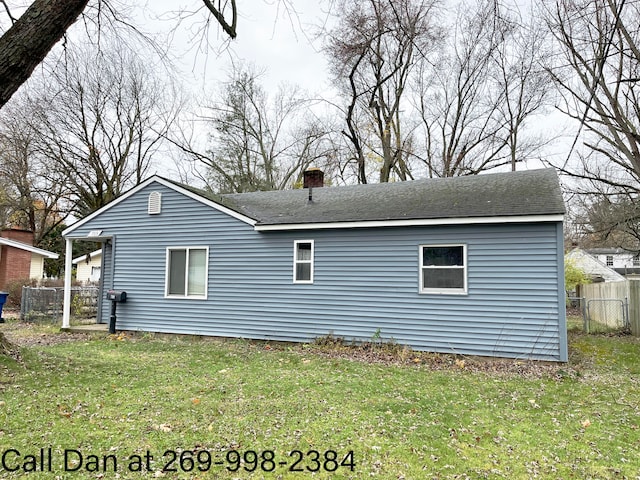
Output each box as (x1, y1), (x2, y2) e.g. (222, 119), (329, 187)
(62, 238), (73, 329)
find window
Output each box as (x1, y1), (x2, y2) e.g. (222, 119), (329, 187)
(90, 266), (101, 282)
(165, 247), (208, 298)
(606, 255), (614, 267)
(634, 255), (640, 267)
(293, 240), (314, 283)
(420, 245), (467, 294)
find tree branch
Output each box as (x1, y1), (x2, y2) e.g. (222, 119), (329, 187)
(201, 0), (237, 39)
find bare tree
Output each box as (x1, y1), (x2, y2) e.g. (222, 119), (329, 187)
(0, 98), (69, 244)
(172, 65), (334, 193)
(492, 1), (554, 171)
(415, 0), (552, 177)
(325, 0), (552, 182)
(19, 42), (181, 217)
(0, 177), (12, 228)
(574, 191), (640, 253)
(544, 0), (640, 249)
(545, 0), (640, 183)
(325, 0), (442, 183)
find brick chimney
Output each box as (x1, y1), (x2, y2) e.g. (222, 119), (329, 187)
(303, 168), (324, 188)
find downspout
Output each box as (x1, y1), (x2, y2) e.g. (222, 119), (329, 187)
(62, 238), (73, 329)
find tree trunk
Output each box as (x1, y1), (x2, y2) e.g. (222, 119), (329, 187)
(0, 0), (89, 108)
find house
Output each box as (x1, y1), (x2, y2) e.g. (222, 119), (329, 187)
(585, 248), (640, 276)
(565, 248), (627, 284)
(61, 168), (567, 361)
(72, 249), (102, 283)
(0, 229), (59, 290)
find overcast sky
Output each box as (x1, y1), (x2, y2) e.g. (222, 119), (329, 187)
(141, 1), (335, 98)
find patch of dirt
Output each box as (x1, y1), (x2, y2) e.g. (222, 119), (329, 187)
(1, 323), (94, 347)
(566, 306), (583, 317)
(7, 331), (94, 347)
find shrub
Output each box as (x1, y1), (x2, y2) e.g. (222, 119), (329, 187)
(565, 259), (591, 290)
(3, 278), (38, 309)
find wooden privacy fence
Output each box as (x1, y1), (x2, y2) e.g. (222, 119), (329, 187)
(581, 280), (640, 335)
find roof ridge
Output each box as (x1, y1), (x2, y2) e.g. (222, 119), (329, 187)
(221, 167), (559, 198)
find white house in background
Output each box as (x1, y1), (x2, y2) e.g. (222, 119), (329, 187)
(565, 248), (627, 283)
(72, 249), (102, 283)
(586, 248), (640, 275)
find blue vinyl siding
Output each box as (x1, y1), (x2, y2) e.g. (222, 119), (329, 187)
(68, 182), (566, 361)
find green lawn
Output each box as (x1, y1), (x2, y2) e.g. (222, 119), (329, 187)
(1, 322), (639, 479)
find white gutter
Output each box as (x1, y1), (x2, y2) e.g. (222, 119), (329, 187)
(0, 237), (59, 258)
(254, 214), (565, 232)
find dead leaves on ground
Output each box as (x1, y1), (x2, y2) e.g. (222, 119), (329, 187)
(307, 341), (577, 380)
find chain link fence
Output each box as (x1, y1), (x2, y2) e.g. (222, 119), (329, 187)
(586, 298), (629, 333)
(566, 296), (587, 332)
(567, 296), (630, 334)
(20, 286), (99, 323)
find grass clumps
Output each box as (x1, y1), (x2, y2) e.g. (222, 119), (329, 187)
(0, 321), (639, 478)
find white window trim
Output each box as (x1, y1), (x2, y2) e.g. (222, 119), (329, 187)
(164, 246), (209, 299)
(293, 240), (314, 284)
(419, 244), (467, 295)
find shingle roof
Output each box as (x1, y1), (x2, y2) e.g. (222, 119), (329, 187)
(214, 168), (564, 226)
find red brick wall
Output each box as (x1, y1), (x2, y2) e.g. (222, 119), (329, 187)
(0, 230), (35, 290)
(1, 229), (34, 245)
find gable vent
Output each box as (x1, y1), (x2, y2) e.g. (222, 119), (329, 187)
(148, 191), (162, 215)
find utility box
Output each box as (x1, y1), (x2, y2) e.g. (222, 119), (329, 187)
(106, 290), (127, 302)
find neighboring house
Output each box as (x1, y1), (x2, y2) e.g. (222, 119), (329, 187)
(72, 249), (102, 283)
(565, 248), (627, 284)
(0, 229), (59, 290)
(61, 168), (567, 361)
(586, 248), (640, 276)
